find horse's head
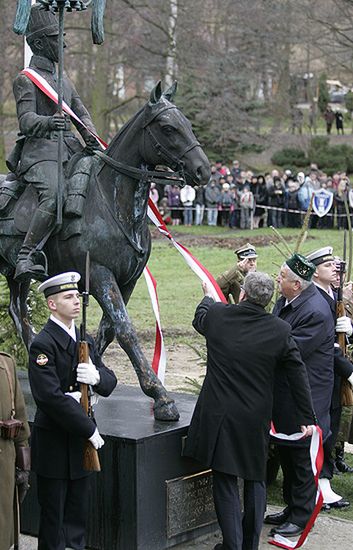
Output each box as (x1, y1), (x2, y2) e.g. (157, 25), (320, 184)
(141, 81), (210, 186)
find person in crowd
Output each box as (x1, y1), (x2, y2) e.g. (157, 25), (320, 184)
(216, 243), (257, 304)
(252, 174), (268, 229)
(290, 107), (303, 135)
(265, 254), (334, 538)
(219, 182), (234, 227)
(308, 105), (317, 135)
(335, 178), (349, 230)
(28, 272), (117, 550)
(184, 272), (315, 550)
(267, 176), (285, 228)
(231, 160), (241, 181)
(297, 173), (313, 213)
(168, 184), (182, 226)
(239, 184), (254, 229)
(0, 352), (30, 550)
(285, 178), (301, 228)
(149, 182), (159, 205)
(158, 197), (172, 225)
(306, 247), (353, 510)
(194, 185), (205, 226)
(205, 179), (221, 226)
(324, 106), (335, 135)
(180, 184), (196, 226)
(335, 110), (344, 135)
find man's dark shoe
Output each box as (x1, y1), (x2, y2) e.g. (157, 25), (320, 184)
(321, 503), (331, 512)
(270, 522), (303, 537)
(328, 498), (350, 509)
(335, 459), (353, 474)
(264, 509), (289, 525)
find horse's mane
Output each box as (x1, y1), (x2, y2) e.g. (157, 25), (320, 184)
(105, 105), (145, 158)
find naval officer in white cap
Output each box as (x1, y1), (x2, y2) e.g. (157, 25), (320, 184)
(28, 272), (117, 550)
(306, 247), (353, 510)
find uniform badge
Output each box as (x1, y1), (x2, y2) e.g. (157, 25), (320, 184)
(36, 354), (48, 366)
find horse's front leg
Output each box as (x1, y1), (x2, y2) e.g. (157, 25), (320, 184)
(6, 276), (35, 350)
(91, 264), (180, 421)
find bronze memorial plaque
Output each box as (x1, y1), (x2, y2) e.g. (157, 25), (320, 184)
(166, 470), (217, 538)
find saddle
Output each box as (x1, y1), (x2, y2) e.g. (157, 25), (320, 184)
(0, 154), (95, 240)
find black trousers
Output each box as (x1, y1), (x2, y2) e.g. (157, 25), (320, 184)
(278, 446), (316, 527)
(37, 475), (90, 550)
(212, 470), (266, 550)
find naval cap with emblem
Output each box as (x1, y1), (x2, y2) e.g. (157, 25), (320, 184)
(235, 243), (258, 260)
(306, 247), (334, 266)
(38, 272), (81, 298)
(286, 253), (316, 282)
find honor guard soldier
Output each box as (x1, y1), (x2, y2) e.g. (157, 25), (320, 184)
(306, 247), (353, 509)
(29, 272), (117, 550)
(216, 243), (257, 303)
(0, 352), (30, 550)
(11, 5), (101, 282)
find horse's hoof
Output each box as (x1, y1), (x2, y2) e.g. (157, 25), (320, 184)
(154, 399), (180, 422)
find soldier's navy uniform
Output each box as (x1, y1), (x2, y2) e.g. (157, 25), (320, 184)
(29, 274), (117, 550)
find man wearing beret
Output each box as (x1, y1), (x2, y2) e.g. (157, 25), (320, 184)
(29, 272), (117, 550)
(306, 247), (353, 509)
(216, 243), (257, 303)
(265, 254), (335, 538)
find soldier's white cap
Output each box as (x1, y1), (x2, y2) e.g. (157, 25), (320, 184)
(38, 272), (81, 298)
(306, 247), (334, 266)
(235, 243), (257, 260)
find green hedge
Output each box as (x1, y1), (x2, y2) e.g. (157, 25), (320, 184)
(271, 147), (308, 167)
(272, 138), (353, 176)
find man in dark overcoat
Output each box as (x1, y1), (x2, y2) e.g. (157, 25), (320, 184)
(12, 5), (100, 281)
(306, 247), (353, 508)
(265, 254), (335, 538)
(184, 271), (315, 550)
(29, 271), (117, 550)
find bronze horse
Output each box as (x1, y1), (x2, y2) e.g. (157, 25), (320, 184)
(0, 81), (210, 421)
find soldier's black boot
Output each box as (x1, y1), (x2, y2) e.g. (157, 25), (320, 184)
(335, 442), (353, 474)
(14, 210), (55, 282)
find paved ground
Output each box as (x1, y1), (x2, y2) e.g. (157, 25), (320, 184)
(14, 505), (353, 550)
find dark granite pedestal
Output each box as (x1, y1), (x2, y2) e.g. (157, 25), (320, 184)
(19, 373), (218, 550)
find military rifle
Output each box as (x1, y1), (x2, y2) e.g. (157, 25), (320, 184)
(337, 231), (353, 406)
(80, 252), (101, 471)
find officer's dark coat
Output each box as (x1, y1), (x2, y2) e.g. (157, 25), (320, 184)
(29, 319), (117, 479)
(13, 55), (96, 178)
(272, 283), (334, 442)
(316, 286), (353, 407)
(184, 298), (314, 481)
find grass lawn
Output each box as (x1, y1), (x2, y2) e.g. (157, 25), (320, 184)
(267, 453), (353, 522)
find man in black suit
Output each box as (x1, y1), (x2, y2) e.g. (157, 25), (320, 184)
(306, 247), (353, 509)
(266, 253), (334, 538)
(29, 272), (117, 550)
(184, 271), (315, 550)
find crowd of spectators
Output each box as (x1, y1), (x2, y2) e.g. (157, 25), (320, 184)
(150, 160), (353, 230)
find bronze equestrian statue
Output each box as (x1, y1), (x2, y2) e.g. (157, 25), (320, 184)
(0, 3), (210, 421)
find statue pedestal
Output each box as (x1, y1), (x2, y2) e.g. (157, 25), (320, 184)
(20, 374), (218, 549)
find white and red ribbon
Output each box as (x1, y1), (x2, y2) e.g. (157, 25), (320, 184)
(268, 424), (324, 549)
(21, 68), (226, 378)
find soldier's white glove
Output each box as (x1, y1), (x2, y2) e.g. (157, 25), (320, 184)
(65, 391), (82, 403)
(77, 360), (100, 386)
(90, 392), (99, 406)
(348, 373), (353, 388)
(336, 316), (353, 337)
(88, 428), (104, 449)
